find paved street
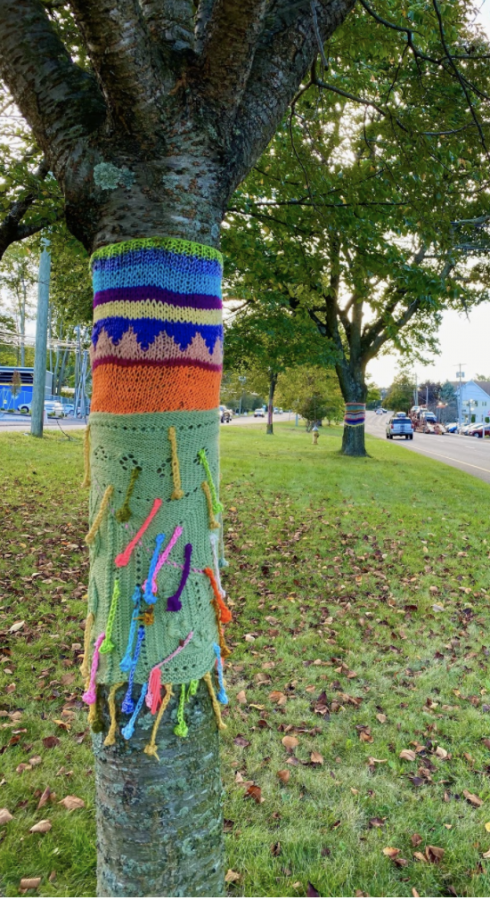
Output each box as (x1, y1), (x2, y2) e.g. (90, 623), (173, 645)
(0, 414), (86, 432)
(365, 410), (490, 485)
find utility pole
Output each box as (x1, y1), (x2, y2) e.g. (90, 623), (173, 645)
(456, 364), (465, 432)
(30, 240), (51, 438)
(413, 372), (418, 408)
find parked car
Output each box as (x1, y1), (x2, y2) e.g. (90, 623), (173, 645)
(63, 404), (75, 416)
(18, 399), (65, 418)
(386, 415), (414, 440)
(445, 422), (459, 433)
(253, 408), (265, 417)
(469, 422), (490, 437)
(375, 407), (387, 415)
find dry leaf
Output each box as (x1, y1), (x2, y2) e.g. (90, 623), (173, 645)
(369, 817), (386, 828)
(58, 795), (85, 811)
(310, 752), (324, 765)
(277, 769), (290, 784)
(435, 746), (448, 759)
(236, 690), (247, 704)
(463, 789), (483, 807)
(29, 756), (42, 767)
(42, 736), (60, 749)
(16, 763), (32, 774)
(269, 691), (287, 706)
(426, 845), (445, 864)
(0, 808), (13, 825)
(483, 849), (490, 859)
(37, 787), (52, 810)
(19, 878), (41, 890)
(368, 757), (387, 766)
(412, 890), (420, 897)
(383, 847), (400, 858)
(413, 852), (427, 863)
(9, 621), (25, 633)
(245, 784), (263, 804)
(307, 883), (321, 897)
(399, 749), (417, 762)
(282, 735), (299, 750)
(411, 833), (422, 847)
(225, 870), (241, 884)
(376, 713), (387, 724)
(29, 820), (52, 834)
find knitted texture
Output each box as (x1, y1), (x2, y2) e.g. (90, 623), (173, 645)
(90, 237), (223, 414)
(87, 407), (224, 688)
(83, 237), (231, 748)
(344, 403), (366, 427)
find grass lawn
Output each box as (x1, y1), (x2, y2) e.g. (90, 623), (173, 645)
(1, 423), (490, 897)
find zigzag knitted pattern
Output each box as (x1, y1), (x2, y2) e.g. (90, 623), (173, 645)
(90, 237), (223, 414)
(82, 237), (231, 748)
(344, 402), (366, 427)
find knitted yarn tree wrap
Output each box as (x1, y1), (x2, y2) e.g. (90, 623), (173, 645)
(344, 403), (366, 427)
(82, 237), (231, 743)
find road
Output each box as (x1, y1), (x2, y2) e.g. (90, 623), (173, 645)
(365, 411), (490, 485)
(0, 411), (294, 432)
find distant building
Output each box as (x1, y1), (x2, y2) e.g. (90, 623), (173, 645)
(451, 380), (490, 422)
(0, 367), (53, 411)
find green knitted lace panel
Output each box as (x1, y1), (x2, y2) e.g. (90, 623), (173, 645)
(91, 236), (223, 265)
(88, 409), (221, 685)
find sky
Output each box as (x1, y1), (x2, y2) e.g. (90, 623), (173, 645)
(367, 2), (490, 388)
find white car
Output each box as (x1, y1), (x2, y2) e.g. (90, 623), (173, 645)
(375, 408), (387, 415)
(253, 408), (265, 417)
(18, 399), (65, 418)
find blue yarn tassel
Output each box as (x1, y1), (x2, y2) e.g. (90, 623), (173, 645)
(144, 533), (165, 604)
(121, 626), (145, 713)
(213, 642), (228, 704)
(121, 681), (148, 740)
(120, 585), (142, 673)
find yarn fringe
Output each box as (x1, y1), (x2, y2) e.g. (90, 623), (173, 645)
(103, 681), (126, 746)
(202, 481), (220, 529)
(81, 425), (91, 488)
(85, 485), (114, 545)
(80, 611), (95, 681)
(168, 426), (185, 500)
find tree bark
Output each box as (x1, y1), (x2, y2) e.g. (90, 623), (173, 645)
(337, 363), (368, 458)
(266, 371), (278, 435)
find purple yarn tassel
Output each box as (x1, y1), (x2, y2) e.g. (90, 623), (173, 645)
(166, 543), (192, 612)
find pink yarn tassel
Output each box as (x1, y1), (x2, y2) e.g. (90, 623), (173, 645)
(82, 632), (105, 704)
(143, 525), (183, 593)
(146, 666), (162, 715)
(115, 499), (162, 568)
(145, 631), (194, 712)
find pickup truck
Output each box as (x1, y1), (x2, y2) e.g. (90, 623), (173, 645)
(386, 415), (414, 440)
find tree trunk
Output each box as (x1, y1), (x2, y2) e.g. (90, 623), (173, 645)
(337, 365), (368, 458)
(83, 228), (229, 896)
(266, 372), (277, 435)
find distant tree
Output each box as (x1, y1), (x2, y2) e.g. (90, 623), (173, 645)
(418, 381), (442, 408)
(224, 305), (336, 434)
(475, 375), (490, 382)
(366, 380), (382, 410)
(384, 373), (414, 413)
(0, 243), (37, 365)
(276, 365), (344, 426)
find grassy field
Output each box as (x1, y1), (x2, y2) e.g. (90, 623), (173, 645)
(1, 424), (490, 897)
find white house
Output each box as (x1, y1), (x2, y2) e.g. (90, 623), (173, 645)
(453, 380), (490, 422)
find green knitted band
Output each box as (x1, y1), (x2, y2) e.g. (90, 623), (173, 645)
(88, 409), (221, 686)
(91, 236), (223, 266)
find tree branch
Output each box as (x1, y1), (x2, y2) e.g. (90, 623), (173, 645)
(197, 0), (268, 111)
(0, 0), (105, 170)
(140, 0), (195, 50)
(67, 0), (164, 133)
(225, 0), (356, 196)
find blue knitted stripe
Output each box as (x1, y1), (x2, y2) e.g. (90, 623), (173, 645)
(92, 317), (224, 354)
(92, 248), (222, 298)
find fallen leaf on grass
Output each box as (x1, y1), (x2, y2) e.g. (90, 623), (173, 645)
(225, 870), (241, 884)
(37, 787), (52, 810)
(19, 877), (41, 890)
(42, 736), (60, 749)
(306, 882), (321, 897)
(383, 847), (400, 858)
(0, 809), (13, 824)
(29, 756), (42, 767)
(16, 763), (32, 774)
(58, 795), (85, 811)
(411, 833), (423, 847)
(376, 713), (387, 724)
(9, 621), (25, 633)
(270, 841), (281, 856)
(435, 746), (449, 759)
(399, 749), (417, 762)
(426, 846), (445, 864)
(269, 691), (287, 706)
(282, 735), (298, 750)
(233, 735), (250, 748)
(277, 769), (290, 784)
(369, 817), (386, 828)
(245, 785), (263, 804)
(368, 757), (387, 766)
(236, 691), (247, 704)
(463, 789), (483, 807)
(310, 752), (324, 765)
(29, 820), (52, 834)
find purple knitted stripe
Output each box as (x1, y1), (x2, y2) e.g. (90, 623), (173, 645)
(93, 285), (222, 310)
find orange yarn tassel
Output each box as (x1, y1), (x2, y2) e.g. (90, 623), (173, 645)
(204, 567), (232, 623)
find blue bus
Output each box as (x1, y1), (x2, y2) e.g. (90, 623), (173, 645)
(0, 367), (53, 412)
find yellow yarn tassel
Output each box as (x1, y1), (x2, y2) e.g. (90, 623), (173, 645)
(85, 485), (114, 545)
(80, 611), (95, 680)
(203, 673), (227, 731)
(88, 700), (98, 727)
(202, 481), (220, 529)
(144, 684), (173, 760)
(168, 427), (184, 500)
(81, 425), (91, 488)
(103, 682), (125, 747)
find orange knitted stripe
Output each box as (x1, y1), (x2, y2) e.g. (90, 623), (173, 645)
(91, 363), (221, 413)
